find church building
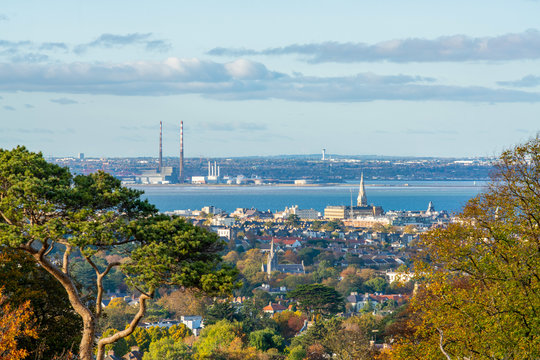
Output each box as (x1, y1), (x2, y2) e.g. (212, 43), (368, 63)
(261, 239), (305, 276)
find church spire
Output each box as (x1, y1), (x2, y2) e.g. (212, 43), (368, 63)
(357, 172), (367, 206)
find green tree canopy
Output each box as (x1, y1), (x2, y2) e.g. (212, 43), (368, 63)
(0, 146), (238, 360)
(193, 320), (243, 359)
(363, 276), (388, 293)
(287, 284), (344, 318)
(142, 337), (191, 360)
(249, 328), (285, 352)
(204, 301), (240, 326)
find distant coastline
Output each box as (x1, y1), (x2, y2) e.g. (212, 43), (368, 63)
(129, 180), (486, 189)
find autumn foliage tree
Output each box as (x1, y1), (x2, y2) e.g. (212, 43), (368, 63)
(0, 288), (37, 360)
(391, 138), (540, 359)
(0, 147), (238, 360)
(0, 248), (82, 358)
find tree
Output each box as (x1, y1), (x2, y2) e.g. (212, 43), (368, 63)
(142, 337), (191, 360)
(363, 277), (388, 293)
(249, 328), (285, 352)
(146, 326), (168, 343)
(310, 220), (322, 231)
(296, 248), (320, 266)
(204, 301), (240, 326)
(273, 310), (306, 339)
(286, 214), (300, 228)
(391, 138), (540, 359)
(0, 147), (237, 360)
(236, 248), (266, 284)
(322, 220), (342, 232)
(291, 315), (378, 360)
(223, 250), (241, 264)
(281, 249), (299, 264)
(0, 248), (82, 358)
(193, 320), (243, 359)
(306, 343), (326, 360)
(0, 288), (37, 360)
(312, 260), (338, 283)
(288, 284), (344, 318)
(287, 346), (306, 360)
(336, 266), (364, 296)
(157, 288), (211, 318)
(125, 327), (152, 354)
(99, 328), (129, 358)
(97, 297), (137, 333)
(323, 317), (377, 360)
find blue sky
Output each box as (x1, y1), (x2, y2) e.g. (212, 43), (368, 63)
(1, 0), (539, 158)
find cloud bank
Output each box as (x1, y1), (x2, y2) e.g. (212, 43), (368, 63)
(74, 33), (171, 53)
(0, 33), (171, 63)
(498, 75), (540, 87)
(50, 97), (78, 105)
(196, 121), (267, 132)
(0, 58), (538, 103)
(208, 29), (540, 63)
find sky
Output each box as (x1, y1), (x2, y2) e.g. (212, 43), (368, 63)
(1, 1), (539, 158)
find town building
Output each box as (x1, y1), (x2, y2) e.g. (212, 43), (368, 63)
(263, 302), (288, 314)
(324, 173), (383, 220)
(324, 205), (383, 220)
(277, 205), (321, 220)
(261, 239), (305, 276)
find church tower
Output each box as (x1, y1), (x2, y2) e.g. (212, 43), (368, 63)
(262, 238), (278, 277)
(357, 172), (367, 206)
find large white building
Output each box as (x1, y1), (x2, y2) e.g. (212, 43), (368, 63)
(277, 205), (321, 220)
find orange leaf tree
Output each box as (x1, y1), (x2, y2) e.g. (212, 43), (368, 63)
(0, 288), (37, 360)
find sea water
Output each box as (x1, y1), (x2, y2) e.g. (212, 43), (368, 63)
(132, 181), (486, 214)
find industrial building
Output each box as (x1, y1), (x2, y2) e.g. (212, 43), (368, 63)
(134, 120), (185, 184)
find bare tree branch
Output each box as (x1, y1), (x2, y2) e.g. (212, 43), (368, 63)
(95, 261), (121, 317)
(95, 292), (153, 360)
(437, 328), (453, 360)
(0, 210), (13, 225)
(62, 244), (72, 275)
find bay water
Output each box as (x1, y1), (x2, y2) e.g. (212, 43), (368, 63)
(132, 180), (486, 215)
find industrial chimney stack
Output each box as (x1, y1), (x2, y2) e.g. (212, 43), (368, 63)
(159, 121), (163, 172)
(179, 121), (184, 183)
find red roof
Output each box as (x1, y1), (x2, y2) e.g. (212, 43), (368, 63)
(263, 302), (288, 312)
(369, 294), (410, 304)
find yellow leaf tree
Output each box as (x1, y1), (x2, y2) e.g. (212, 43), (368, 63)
(390, 138), (540, 359)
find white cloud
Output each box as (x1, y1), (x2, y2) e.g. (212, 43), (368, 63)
(0, 58), (538, 103)
(0, 33), (170, 64)
(208, 29), (540, 63)
(224, 59), (279, 80)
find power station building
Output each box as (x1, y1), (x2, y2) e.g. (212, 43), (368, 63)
(135, 121), (186, 184)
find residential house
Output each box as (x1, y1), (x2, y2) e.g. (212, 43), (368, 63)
(263, 302), (287, 315)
